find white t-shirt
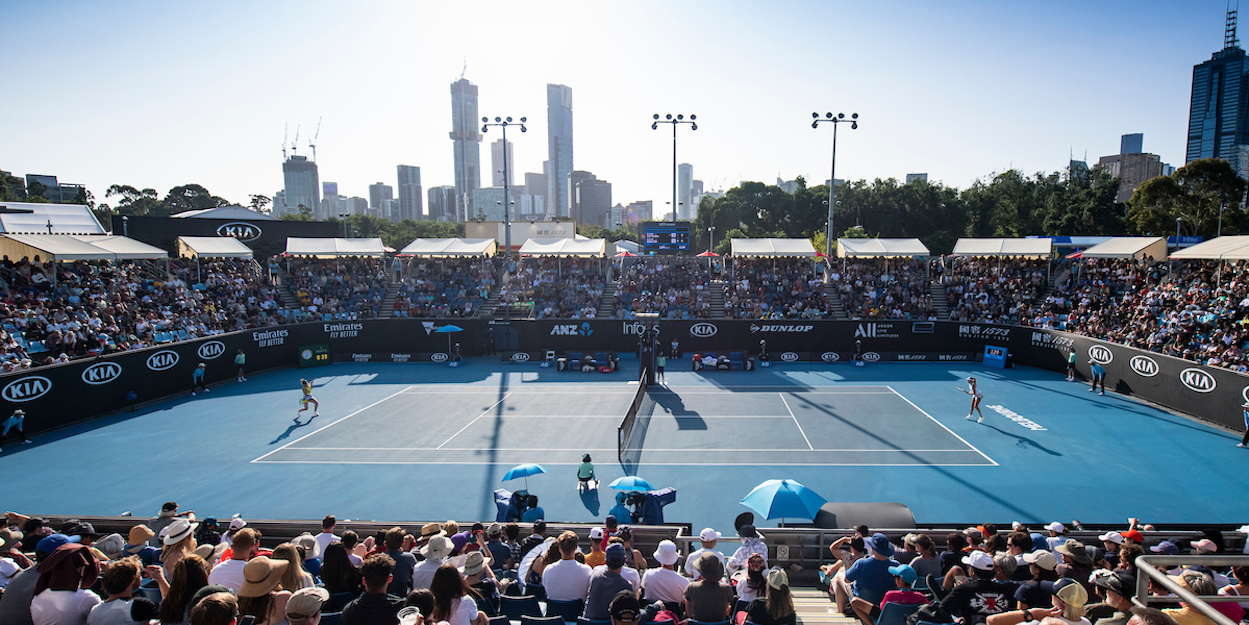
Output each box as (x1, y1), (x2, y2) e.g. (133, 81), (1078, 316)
(542, 559), (593, 601)
(444, 597), (478, 625)
(0, 557), (21, 588)
(208, 558), (249, 592)
(642, 567), (689, 604)
(684, 548), (725, 577)
(31, 589), (103, 625)
(315, 531), (339, 557)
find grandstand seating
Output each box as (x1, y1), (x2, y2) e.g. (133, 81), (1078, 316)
(394, 256), (495, 318)
(831, 258), (935, 320)
(726, 258), (830, 319)
(941, 257), (1050, 325)
(495, 257), (605, 319)
(614, 258), (713, 319)
(286, 257), (388, 320)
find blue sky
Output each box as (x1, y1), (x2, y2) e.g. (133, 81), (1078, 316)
(0, 0), (1231, 215)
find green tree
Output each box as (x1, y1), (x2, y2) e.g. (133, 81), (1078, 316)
(1127, 158), (1246, 237)
(159, 184), (231, 216)
(0, 172), (27, 201)
(249, 194), (271, 214)
(106, 185), (161, 215)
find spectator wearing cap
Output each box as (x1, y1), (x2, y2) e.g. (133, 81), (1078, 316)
(237, 556), (292, 625)
(1148, 540), (1180, 570)
(2, 526), (33, 568)
(726, 525), (767, 576)
(0, 533), (79, 625)
(315, 515), (340, 559)
(1055, 539), (1096, 595)
(162, 518), (199, 572)
(851, 564), (927, 624)
(1100, 532), (1125, 569)
(341, 554), (404, 625)
(384, 527), (419, 596)
(683, 551), (733, 622)
(412, 534), (452, 591)
(585, 528), (607, 568)
(543, 531), (592, 602)
(987, 578), (1087, 625)
(602, 515), (620, 550)
(209, 528), (259, 593)
(685, 528), (724, 578)
(1121, 530), (1145, 546)
(88, 555), (160, 625)
(517, 521), (547, 560)
(285, 587), (329, 625)
(939, 550), (1017, 625)
(598, 537), (641, 592)
(843, 534), (903, 614)
(1, 408), (33, 452)
(196, 518), (222, 549)
(732, 552), (769, 603)
(609, 589), (644, 625)
(744, 568), (797, 625)
(30, 543), (103, 625)
(484, 523), (511, 571)
(68, 523), (109, 564)
(1086, 570), (1137, 625)
(1045, 523), (1068, 554)
(585, 544), (636, 620)
(895, 534), (921, 565)
(149, 502), (194, 547)
(1016, 550), (1061, 606)
(642, 540), (688, 606)
(292, 533), (322, 579)
(461, 551), (500, 616)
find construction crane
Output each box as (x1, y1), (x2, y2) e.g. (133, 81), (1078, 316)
(291, 124), (300, 156)
(283, 123), (289, 160)
(309, 117), (322, 162)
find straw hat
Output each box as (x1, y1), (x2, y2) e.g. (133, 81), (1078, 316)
(238, 556), (289, 598)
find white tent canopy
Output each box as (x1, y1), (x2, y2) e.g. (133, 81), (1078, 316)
(952, 238), (1052, 257)
(1080, 236), (1167, 260)
(1169, 235), (1249, 260)
(0, 202), (106, 235)
(730, 238), (818, 257)
(176, 236), (254, 259)
(398, 238), (497, 256)
(285, 237), (386, 257)
(0, 234), (166, 262)
(837, 238), (930, 257)
(518, 238), (607, 257)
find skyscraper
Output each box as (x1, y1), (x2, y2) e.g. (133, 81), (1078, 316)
(450, 78), (482, 222)
(397, 165), (423, 221)
(569, 171), (611, 227)
(491, 139), (514, 187)
(282, 155), (320, 218)
(1186, 7), (1249, 176)
(547, 84), (574, 217)
(678, 163), (693, 220)
(427, 185), (457, 222)
(369, 182), (393, 214)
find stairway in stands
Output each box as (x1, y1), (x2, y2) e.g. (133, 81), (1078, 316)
(792, 586), (858, 625)
(478, 265), (510, 317)
(929, 281), (950, 319)
(822, 283), (849, 319)
(708, 281), (727, 319)
(597, 283), (617, 318)
(378, 279), (400, 318)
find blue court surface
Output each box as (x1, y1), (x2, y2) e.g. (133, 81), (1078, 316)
(3, 358), (1244, 530)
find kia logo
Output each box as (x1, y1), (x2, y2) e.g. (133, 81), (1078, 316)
(689, 322), (719, 337)
(2, 376), (52, 402)
(1088, 345), (1113, 364)
(431, 353), (448, 362)
(147, 350), (180, 371)
(216, 222), (262, 241)
(781, 352), (799, 362)
(511, 352), (530, 362)
(1129, 355), (1159, 377)
(81, 362), (122, 385)
(863, 352), (881, 362)
(1179, 368), (1216, 393)
(198, 341), (226, 360)
(821, 352), (840, 362)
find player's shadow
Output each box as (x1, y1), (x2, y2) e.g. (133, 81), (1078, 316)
(270, 415), (317, 445)
(652, 392), (705, 430)
(979, 422), (1062, 456)
(579, 486), (601, 516)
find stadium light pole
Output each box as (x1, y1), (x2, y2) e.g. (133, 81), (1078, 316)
(708, 225), (716, 253)
(482, 115), (526, 258)
(652, 113), (697, 224)
(812, 112), (858, 259)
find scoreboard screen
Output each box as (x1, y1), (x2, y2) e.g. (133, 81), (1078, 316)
(641, 222), (692, 254)
(299, 344), (331, 368)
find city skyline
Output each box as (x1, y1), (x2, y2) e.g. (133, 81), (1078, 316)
(0, 0), (1230, 219)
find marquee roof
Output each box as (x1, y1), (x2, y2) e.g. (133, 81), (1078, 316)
(837, 238), (930, 257)
(730, 238), (818, 257)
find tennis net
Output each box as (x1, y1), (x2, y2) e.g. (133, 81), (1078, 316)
(618, 367), (654, 465)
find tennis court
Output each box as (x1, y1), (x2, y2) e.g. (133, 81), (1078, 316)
(0, 359), (1244, 528)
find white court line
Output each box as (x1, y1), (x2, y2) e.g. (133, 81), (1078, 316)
(435, 394), (510, 449)
(280, 446), (982, 452)
(251, 387), (413, 463)
(885, 385), (998, 467)
(399, 389), (636, 395)
(779, 394), (814, 450)
(255, 459), (997, 467)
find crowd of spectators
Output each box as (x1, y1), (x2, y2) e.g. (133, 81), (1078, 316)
(725, 258), (830, 319)
(832, 258), (936, 320)
(393, 258), (495, 318)
(941, 257), (1051, 325)
(0, 255), (286, 371)
(286, 257), (388, 320)
(613, 258), (713, 320)
(496, 257), (605, 319)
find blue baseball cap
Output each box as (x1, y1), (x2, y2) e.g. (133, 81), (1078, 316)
(36, 533), (80, 554)
(605, 543), (626, 566)
(1149, 541), (1179, 555)
(866, 533), (895, 557)
(888, 564), (918, 584)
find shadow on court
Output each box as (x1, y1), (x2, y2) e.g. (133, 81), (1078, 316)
(975, 422), (1062, 456)
(270, 415), (318, 445)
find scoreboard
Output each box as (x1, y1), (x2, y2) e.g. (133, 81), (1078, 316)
(641, 222), (692, 254)
(299, 344), (331, 368)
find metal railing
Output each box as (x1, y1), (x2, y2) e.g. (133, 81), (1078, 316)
(1134, 555), (1249, 625)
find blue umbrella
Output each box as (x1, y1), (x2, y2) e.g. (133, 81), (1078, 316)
(502, 463), (547, 491)
(609, 476), (655, 492)
(740, 479), (827, 523)
(434, 324), (464, 355)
